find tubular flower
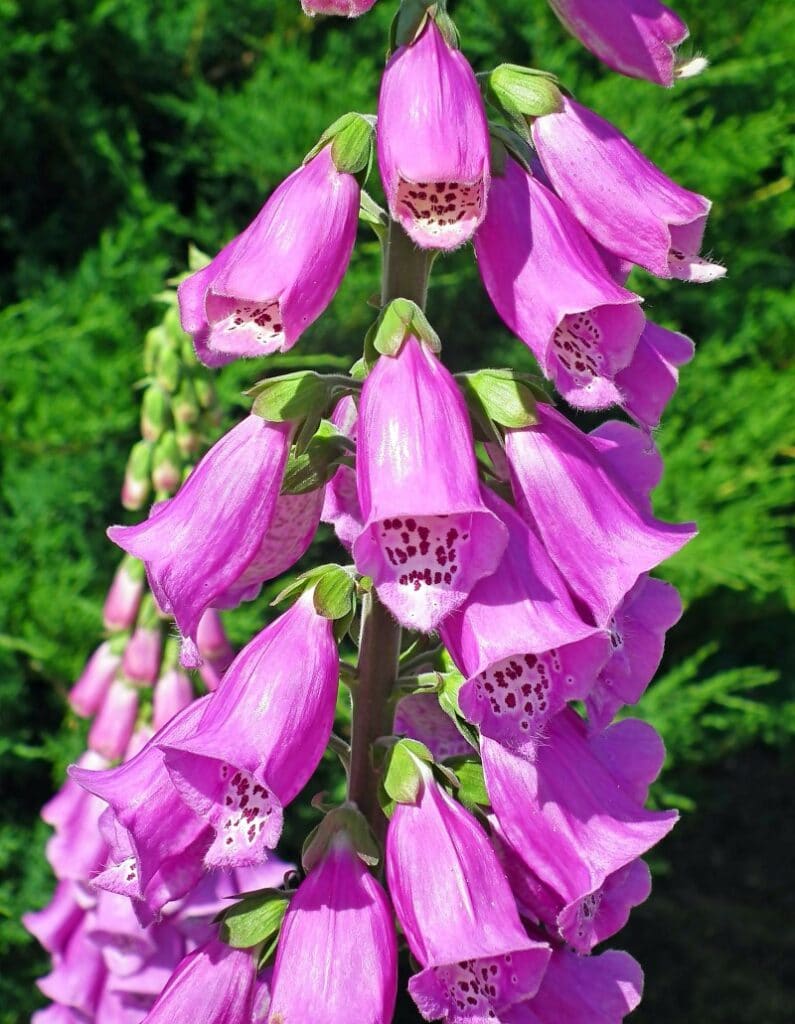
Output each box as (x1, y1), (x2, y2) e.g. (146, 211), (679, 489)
(301, 0), (378, 15)
(22, 881), (84, 958)
(504, 403), (695, 627)
(532, 97), (725, 282)
(387, 760), (550, 1022)
(441, 489), (610, 753)
(547, 0), (689, 87)
(377, 19), (490, 250)
(321, 395), (363, 551)
(353, 337), (507, 631)
(68, 641), (120, 718)
(103, 556), (145, 631)
(108, 416), (292, 666)
(267, 835), (397, 1023)
(615, 320), (694, 429)
(160, 592), (339, 868)
(178, 146), (360, 365)
(88, 678), (140, 760)
(475, 156), (644, 409)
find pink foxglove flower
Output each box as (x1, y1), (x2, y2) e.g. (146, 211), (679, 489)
(88, 678), (140, 760)
(178, 147), (359, 365)
(87, 889), (164, 977)
(138, 939), (257, 1024)
(43, 752), (109, 882)
(505, 404), (695, 627)
(160, 592), (338, 867)
(321, 395), (363, 550)
(386, 760), (550, 1022)
(36, 916), (107, 1019)
(70, 700), (213, 916)
(122, 623), (162, 686)
(108, 416), (292, 666)
(586, 574), (683, 731)
(442, 488), (610, 752)
(377, 19), (490, 250)
(475, 156), (644, 409)
(195, 610), (235, 673)
(532, 98), (725, 282)
(103, 556), (145, 631)
(353, 338), (507, 631)
(482, 710), (677, 915)
(152, 669), (194, 730)
(503, 948), (643, 1024)
(267, 835), (397, 1023)
(68, 641), (120, 718)
(547, 0), (689, 87)
(22, 880), (83, 957)
(393, 693), (473, 761)
(301, 0), (378, 15)
(615, 320), (694, 429)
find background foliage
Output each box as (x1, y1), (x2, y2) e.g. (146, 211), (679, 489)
(0, 1), (792, 1021)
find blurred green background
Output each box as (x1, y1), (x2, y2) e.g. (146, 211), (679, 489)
(1, 1), (793, 1021)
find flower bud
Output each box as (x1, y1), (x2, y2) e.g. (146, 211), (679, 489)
(301, 0), (378, 16)
(121, 440), (153, 510)
(103, 555), (145, 632)
(68, 641), (121, 718)
(151, 431), (182, 494)
(88, 678), (140, 759)
(141, 384), (170, 442)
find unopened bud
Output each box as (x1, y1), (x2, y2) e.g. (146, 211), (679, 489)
(173, 379), (200, 425)
(88, 678), (139, 760)
(103, 555), (145, 632)
(121, 441), (153, 510)
(143, 325), (168, 376)
(151, 432), (182, 493)
(140, 385), (170, 442)
(175, 419), (201, 458)
(155, 344), (181, 393)
(306, 112), (376, 182)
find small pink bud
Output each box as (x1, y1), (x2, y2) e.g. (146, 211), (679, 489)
(301, 0), (378, 15)
(88, 678), (139, 760)
(102, 555), (145, 632)
(68, 641), (121, 718)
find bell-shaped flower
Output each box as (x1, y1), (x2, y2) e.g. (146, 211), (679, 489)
(267, 834), (397, 1023)
(160, 592), (339, 868)
(68, 641), (120, 718)
(179, 146), (359, 365)
(321, 396), (363, 551)
(301, 0), (378, 15)
(505, 404), (695, 626)
(108, 416), (292, 666)
(353, 338), (508, 631)
(532, 97), (724, 282)
(43, 752), (109, 882)
(502, 948), (643, 1024)
(587, 574), (683, 731)
(393, 693), (473, 761)
(475, 156), (644, 409)
(441, 488), (610, 752)
(547, 0), (689, 87)
(482, 709), (677, 915)
(70, 700), (213, 916)
(138, 939), (258, 1024)
(36, 915), (107, 1018)
(615, 320), (694, 429)
(22, 880), (84, 957)
(88, 678), (140, 760)
(87, 890), (168, 977)
(386, 761), (550, 1022)
(377, 19), (490, 250)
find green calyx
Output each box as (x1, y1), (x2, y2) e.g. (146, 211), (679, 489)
(371, 298), (442, 358)
(391, 0), (458, 52)
(305, 112), (375, 183)
(382, 738), (433, 807)
(219, 888), (291, 963)
(301, 806), (380, 873)
(457, 368), (545, 447)
(249, 370), (356, 425)
(482, 64), (564, 127)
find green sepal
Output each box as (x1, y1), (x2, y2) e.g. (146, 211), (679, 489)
(359, 190), (389, 242)
(154, 344), (181, 393)
(250, 370), (334, 423)
(436, 670), (481, 751)
(280, 420), (354, 495)
(313, 565), (357, 622)
(301, 806), (380, 873)
(372, 298), (441, 357)
(382, 738), (433, 806)
(187, 243), (211, 273)
(484, 64), (563, 125)
(390, 1), (457, 52)
(218, 889), (290, 950)
(488, 123), (536, 175)
(305, 112), (376, 183)
(140, 384), (170, 442)
(445, 757), (490, 810)
(458, 368), (540, 435)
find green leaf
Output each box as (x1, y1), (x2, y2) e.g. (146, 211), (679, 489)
(219, 890), (290, 950)
(250, 371), (331, 423)
(280, 421), (354, 495)
(447, 758), (490, 810)
(459, 368), (539, 430)
(383, 738), (433, 805)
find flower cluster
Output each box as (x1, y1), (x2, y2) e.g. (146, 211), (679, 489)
(29, 1), (722, 1022)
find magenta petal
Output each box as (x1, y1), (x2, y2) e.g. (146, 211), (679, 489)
(393, 693), (473, 761)
(87, 889), (160, 976)
(482, 710), (677, 908)
(443, 488), (610, 752)
(321, 396), (363, 551)
(88, 678), (139, 760)
(301, 0), (378, 15)
(547, 0), (688, 86)
(152, 669), (195, 730)
(377, 20), (490, 250)
(37, 915), (107, 1017)
(353, 339), (507, 630)
(161, 593), (338, 867)
(108, 416), (291, 655)
(475, 158), (644, 409)
(616, 320), (694, 428)
(22, 880), (83, 956)
(387, 764), (550, 1021)
(68, 641), (120, 718)
(504, 948), (643, 1024)
(268, 837), (397, 1023)
(505, 403), (695, 626)
(557, 859), (652, 953)
(532, 98), (724, 282)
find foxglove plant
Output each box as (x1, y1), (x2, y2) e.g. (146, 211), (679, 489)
(30, 1), (724, 1021)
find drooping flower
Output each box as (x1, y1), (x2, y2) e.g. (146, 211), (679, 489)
(267, 834), (397, 1023)
(43, 751), (110, 882)
(377, 19), (490, 250)
(88, 678), (140, 761)
(137, 939), (258, 1024)
(386, 760), (550, 1022)
(504, 404), (695, 627)
(482, 710), (677, 915)
(160, 592), (339, 867)
(586, 574), (683, 731)
(68, 641), (121, 718)
(502, 948), (643, 1024)
(615, 320), (694, 429)
(393, 692), (473, 761)
(301, 0), (378, 16)
(22, 880), (84, 958)
(103, 556), (145, 631)
(474, 155), (644, 409)
(87, 889), (166, 977)
(178, 146), (360, 365)
(532, 97), (725, 282)
(321, 395), (363, 551)
(36, 916), (107, 1019)
(547, 0), (689, 87)
(441, 488), (609, 752)
(108, 416), (292, 666)
(353, 338), (507, 630)
(122, 621), (163, 686)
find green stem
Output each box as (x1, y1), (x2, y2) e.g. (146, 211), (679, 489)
(347, 218), (433, 843)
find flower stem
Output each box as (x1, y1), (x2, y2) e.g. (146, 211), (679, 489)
(347, 218), (433, 843)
